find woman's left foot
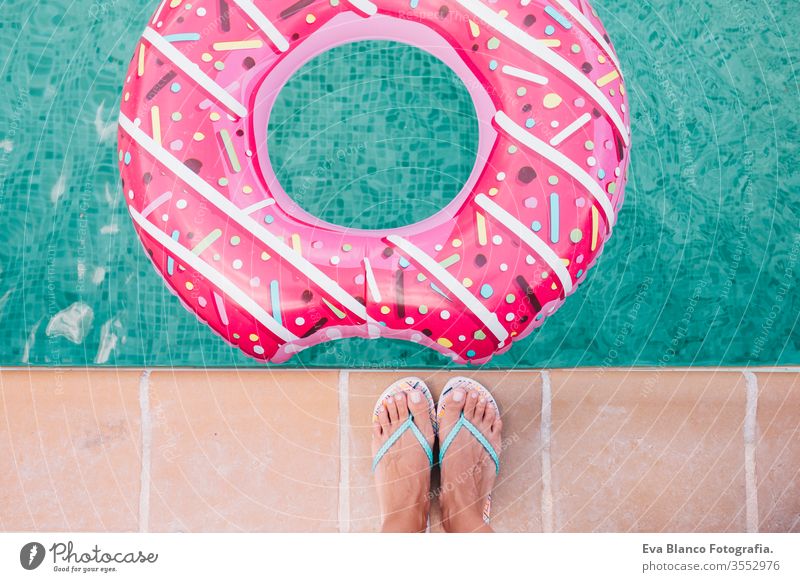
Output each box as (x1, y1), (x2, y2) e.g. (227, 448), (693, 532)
(372, 382), (435, 532)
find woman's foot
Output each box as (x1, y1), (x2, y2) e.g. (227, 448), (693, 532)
(438, 380), (503, 533)
(372, 382), (436, 532)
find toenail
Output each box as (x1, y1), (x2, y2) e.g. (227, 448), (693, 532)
(453, 390), (465, 402)
(395, 394), (403, 401)
(410, 391), (421, 403)
(479, 397), (485, 403)
(471, 392), (478, 399)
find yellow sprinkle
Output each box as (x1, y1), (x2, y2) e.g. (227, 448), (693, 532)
(169, 0), (182, 7)
(598, 54), (607, 64)
(380, 305), (391, 315)
(543, 93), (563, 109)
(596, 70), (620, 88)
(462, 277), (473, 288)
(260, 251), (270, 261)
(476, 212), (487, 246)
(591, 206), (599, 251)
(452, 238), (462, 248)
(488, 187), (498, 196)
(212, 39), (264, 51)
(619, 84), (626, 95)
(540, 39), (561, 48)
(124, 92), (130, 102)
(193, 132), (205, 141)
(151, 106), (161, 145)
(437, 337), (453, 349)
(210, 112), (221, 121)
(291, 233), (302, 254)
(306, 14), (316, 24)
(469, 20), (480, 37)
(185, 281), (194, 290)
(201, 52), (213, 62)
(137, 44), (145, 77)
(243, 185), (253, 194)
(249, 333), (259, 342)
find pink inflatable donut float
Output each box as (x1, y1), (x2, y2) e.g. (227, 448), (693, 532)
(118, 0), (631, 364)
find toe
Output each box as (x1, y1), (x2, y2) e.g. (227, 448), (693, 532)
(482, 400), (497, 427)
(474, 396), (488, 424)
(407, 388), (434, 442)
(394, 392), (409, 421)
(385, 396), (399, 423)
(439, 387), (466, 433)
(491, 418), (502, 436)
(377, 403), (391, 432)
(372, 420), (382, 439)
(407, 388), (428, 417)
(463, 389), (479, 420)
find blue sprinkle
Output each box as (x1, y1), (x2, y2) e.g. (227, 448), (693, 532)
(466, 350), (476, 358)
(544, 25), (555, 36)
(545, 5), (573, 30)
(264, 214), (274, 224)
(170, 82), (181, 93)
(549, 192), (560, 244)
(167, 230), (180, 275)
(577, 269), (584, 277)
(398, 257), (410, 268)
(488, 60), (498, 71)
(525, 118), (535, 128)
(410, 0), (419, 7)
(532, 220), (542, 232)
(598, 169), (606, 179)
(163, 32), (202, 42)
(123, 151), (131, 165)
(535, 313), (543, 320)
(480, 283), (494, 299)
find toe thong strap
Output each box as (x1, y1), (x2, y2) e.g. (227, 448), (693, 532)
(439, 412), (500, 475)
(372, 414), (434, 472)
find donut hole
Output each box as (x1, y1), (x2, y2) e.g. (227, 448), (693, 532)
(267, 40), (479, 230)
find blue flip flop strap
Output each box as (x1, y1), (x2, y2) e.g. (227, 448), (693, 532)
(439, 412), (500, 475)
(372, 413), (434, 472)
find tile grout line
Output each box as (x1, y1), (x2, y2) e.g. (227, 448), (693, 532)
(743, 371), (759, 533)
(138, 369), (153, 533)
(337, 370), (351, 533)
(540, 370), (554, 533)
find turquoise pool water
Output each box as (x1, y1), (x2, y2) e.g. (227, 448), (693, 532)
(0, 0), (797, 367)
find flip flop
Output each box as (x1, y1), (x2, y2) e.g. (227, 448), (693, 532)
(437, 376), (501, 524)
(372, 377), (436, 473)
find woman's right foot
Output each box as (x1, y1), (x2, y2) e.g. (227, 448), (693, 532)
(437, 379), (503, 533)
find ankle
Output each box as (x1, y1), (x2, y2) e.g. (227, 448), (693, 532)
(440, 492), (484, 533)
(380, 511), (427, 533)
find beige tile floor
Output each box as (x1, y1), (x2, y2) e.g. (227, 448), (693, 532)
(0, 368), (797, 532)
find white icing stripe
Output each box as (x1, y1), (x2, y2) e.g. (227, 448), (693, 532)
(501, 65), (548, 85)
(386, 235), (509, 343)
(346, 0), (378, 16)
(229, 0), (290, 52)
(551, 0), (621, 70)
(455, 0), (629, 146)
(142, 28), (247, 118)
(495, 111), (615, 227)
(549, 112), (591, 146)
(474, 194), (574, 295)
(362, 257), (382, 302)
(129, 207), (298, 343)
(119, 113), (369, 321)
(242, 198), (276, 214)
